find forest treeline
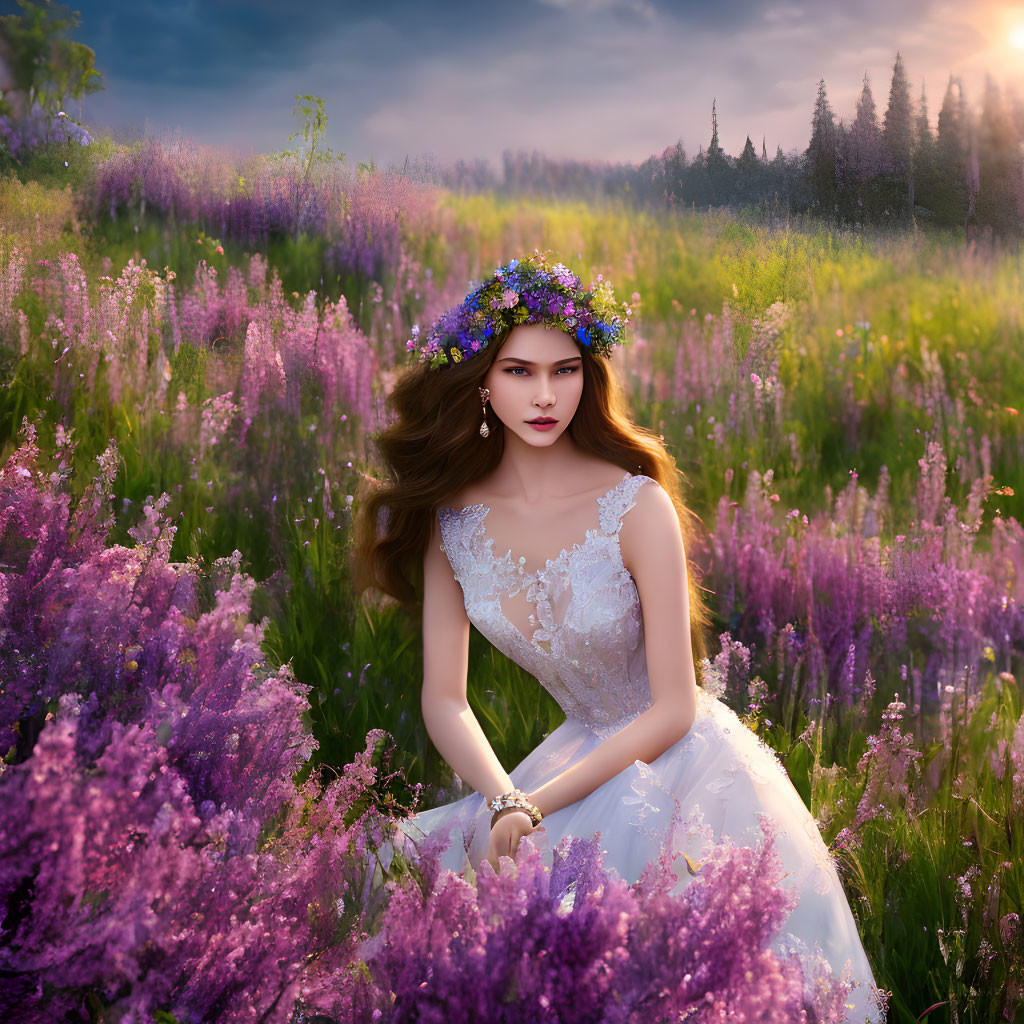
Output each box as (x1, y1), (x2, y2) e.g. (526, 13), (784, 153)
(412, 52), (1024, 239)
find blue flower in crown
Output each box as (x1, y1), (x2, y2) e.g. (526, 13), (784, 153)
(409, 250), (633, 369)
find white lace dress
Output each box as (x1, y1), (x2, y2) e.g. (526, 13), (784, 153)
(384, 472), (883, 1022)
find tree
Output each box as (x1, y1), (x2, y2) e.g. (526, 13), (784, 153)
(733, 134), (761, 205)
(704, 98), (732, 205)
(805, 78), (839, 217)
(965, 105), (980, 236)
(283, 93), (344, 174)
(661, 140), (688, 206)
(933, 75), (970, 227)
(0, 1), (102, 119)
(880, 51), (915, 217)
(975, 74), (1022, 236)
(837, 72), (885, 223)
(834, 118), (851, 217)
(912, 80), (939, 219)
(848, 73), (883, 181)
(737, 135), (758, 171)
(268, 94), (345, 243)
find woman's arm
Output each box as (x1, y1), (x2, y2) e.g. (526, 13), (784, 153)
(421, 512), (516, 805)
(526, 481), (698, 819)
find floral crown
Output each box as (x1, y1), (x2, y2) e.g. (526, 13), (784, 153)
(407, 250), (633, 370)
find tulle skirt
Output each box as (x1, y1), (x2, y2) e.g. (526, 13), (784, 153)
(377, 689), (884, 1023)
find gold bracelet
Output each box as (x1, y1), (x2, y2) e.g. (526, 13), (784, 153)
(487, 788), (543, 828)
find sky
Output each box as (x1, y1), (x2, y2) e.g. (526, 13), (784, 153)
(9, 0), (1024, 169)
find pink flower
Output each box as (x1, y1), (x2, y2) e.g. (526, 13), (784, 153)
(500, 288), (519, 309)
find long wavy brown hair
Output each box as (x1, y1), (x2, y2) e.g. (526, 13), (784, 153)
(351, 330), (711, 674)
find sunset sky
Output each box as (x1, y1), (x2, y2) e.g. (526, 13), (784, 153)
(14, 0), (1024, 168)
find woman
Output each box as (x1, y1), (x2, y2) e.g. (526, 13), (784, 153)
(353, 252), (883, 1021)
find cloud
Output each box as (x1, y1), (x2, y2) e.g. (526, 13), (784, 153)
(65, 0), (1021, 168)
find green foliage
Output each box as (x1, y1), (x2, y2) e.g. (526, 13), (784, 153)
(0, 0), (103, 116)
(745, 672), (1024, 1023)
(272, 93), (345, 175)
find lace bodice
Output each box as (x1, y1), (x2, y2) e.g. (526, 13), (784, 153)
(438, 472), (655, 738)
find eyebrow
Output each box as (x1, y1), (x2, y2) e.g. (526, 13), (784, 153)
(495, 356), (583, 366)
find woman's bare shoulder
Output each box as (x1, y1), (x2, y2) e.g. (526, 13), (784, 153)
(437, 476), (496, 513)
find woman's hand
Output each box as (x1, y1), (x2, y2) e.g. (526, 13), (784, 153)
(484, 808), (538, 873)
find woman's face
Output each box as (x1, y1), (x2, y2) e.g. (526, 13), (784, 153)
(481, 323), (584, 448)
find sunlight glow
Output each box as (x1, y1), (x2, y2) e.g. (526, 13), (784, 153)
(1011, 25), (1024, 49)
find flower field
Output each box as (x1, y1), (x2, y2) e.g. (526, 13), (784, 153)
(0, 137), (1022, 1022)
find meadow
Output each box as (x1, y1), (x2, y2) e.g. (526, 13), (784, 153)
(0, 134), (1022, 1023)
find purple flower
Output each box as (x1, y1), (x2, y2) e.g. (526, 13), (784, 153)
(357, 817), (851, 1020)
(0, 427), (416, 1022)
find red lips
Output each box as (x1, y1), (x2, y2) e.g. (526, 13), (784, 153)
(528, 417), (557, 424)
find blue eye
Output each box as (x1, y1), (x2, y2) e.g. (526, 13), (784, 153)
(503, 366), (578, 376)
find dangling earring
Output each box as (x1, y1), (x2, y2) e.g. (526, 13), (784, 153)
(478, 386), (491, 437)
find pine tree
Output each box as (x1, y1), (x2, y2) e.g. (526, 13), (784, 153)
(961, 82), (980, 235)
(934, 74), (969, 227)
(737, 135), (758, 170)
(805, 78), (839, 217)
(881, 51), (915, 215)
(705, 98), (732, 205)
(849, 72), (882, 180)
(914, 81), (933, 153)
(834, 118), (852, 219)
(976, 74), (1022, 236)
(734, 134), (760, 206)
(765, 144), (797, 220)
(913, 80), (937, 221)
(687, 142), (710, 208)
(838, 72), (884, 223)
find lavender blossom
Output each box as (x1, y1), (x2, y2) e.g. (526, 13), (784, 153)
(356, 818), (852, 1022)
(0, 424), (412, 1022)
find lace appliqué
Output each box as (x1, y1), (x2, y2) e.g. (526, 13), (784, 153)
(438, 473), (655, 737)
